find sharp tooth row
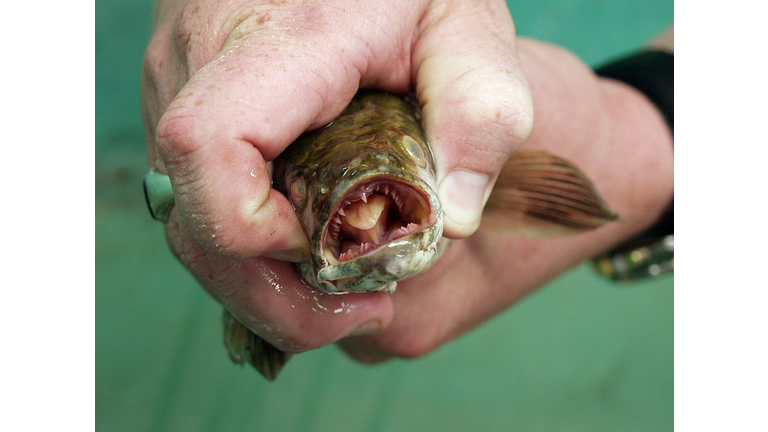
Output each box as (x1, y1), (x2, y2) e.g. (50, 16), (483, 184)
(327, 180), (424, 249)
(360, 242), (372, 254)
(380, 184), (402, 210)
(337, 239), (383, 262)
(329, 218), (341, 239)
(393, 192), (403, 211)
(393, 222), (420, 238)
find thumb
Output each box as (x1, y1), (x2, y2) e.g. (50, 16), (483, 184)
(152, 5), (367, 260)
(414, 0), (534, 238)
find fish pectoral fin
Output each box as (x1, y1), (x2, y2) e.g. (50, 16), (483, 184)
(482, 149), (620, 237)
(222, 309), (291, 381)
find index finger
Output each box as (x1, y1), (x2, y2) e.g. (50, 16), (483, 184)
(153, 26), (362, 260)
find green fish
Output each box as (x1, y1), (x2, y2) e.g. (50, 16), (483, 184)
(223, 92), (618, 380)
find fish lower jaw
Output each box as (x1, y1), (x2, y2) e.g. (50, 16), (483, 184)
(315, 231), (442, 293)
(337, 222), (422, 261)
(323, 215), (435, 266)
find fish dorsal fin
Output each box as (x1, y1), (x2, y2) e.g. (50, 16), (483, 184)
(482, 149), (619, 237)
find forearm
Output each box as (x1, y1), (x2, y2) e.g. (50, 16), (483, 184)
(647, 25), (674, 53)
(517, 37), (673, 246)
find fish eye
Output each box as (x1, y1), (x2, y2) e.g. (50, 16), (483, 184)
(290, 178), (306, 204)
(402, 135), (426, 167)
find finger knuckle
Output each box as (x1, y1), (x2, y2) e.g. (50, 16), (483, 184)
(155, 103), (205, 162)
(464, 92), (534, 147)
(171, 228), (213, 280)
(176, 228), (207, 267)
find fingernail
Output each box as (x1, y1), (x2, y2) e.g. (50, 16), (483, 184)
(438, 170), (490, 232)
(348, 320), (381, 337)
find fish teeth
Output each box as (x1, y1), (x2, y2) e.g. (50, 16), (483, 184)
(328, 219), (341, 240)
(337, 208), (346, 216)
(361, 242), (374, 254)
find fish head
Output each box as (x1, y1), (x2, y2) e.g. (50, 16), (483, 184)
(273, 93), (443, 293)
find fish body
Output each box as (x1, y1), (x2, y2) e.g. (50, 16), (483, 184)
(273, 92), (443, 293)
(225, 91), (619, 380)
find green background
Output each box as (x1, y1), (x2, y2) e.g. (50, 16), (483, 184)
(96, 1), (673, 430)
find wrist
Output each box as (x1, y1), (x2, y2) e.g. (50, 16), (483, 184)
(593, 49), (674, 280)
(600, 78), (673, 234)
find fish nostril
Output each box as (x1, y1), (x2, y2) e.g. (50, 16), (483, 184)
(290, 178), (306, 204)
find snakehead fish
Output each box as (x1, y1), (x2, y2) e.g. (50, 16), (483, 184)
(223, 91), (619, 380)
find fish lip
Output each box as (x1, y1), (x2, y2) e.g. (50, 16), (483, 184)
(310, 167), (442, 290)
(316, 230), (442, 292)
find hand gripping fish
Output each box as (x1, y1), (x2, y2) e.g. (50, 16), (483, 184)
(223, 92), (619, 380)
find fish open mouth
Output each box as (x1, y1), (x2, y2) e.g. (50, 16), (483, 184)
(322, 179), (436, 265)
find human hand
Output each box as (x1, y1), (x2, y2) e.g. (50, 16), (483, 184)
(337, 38), (674, 362)
(141, 0), (534, 353)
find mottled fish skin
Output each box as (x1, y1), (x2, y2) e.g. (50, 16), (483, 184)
(272, 92), (444, 293)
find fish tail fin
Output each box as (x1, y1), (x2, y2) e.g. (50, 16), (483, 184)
(482, 149), (620, 237)
(222, 309), (291, 381)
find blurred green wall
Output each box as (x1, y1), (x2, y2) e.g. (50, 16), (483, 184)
(96, 1), (673, 430)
